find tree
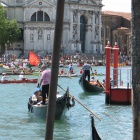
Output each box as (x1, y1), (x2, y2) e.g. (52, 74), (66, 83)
(132, 0), (140, 139)
(0, 4), (21, 55)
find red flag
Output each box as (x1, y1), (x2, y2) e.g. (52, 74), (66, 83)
(28, 51), (40, 66)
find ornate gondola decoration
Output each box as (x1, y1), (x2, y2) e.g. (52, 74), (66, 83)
(90, 115), (101, 140)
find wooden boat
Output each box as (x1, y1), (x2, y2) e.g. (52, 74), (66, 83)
(0, 79), (38, 84)
(0, 72), (33, 75)
(58, 73), (78, 77)
(90, 115), (101, 140)
(91, 73), (105, 76)
(28, 88), (75, 119)
(79, 74), (104, 93)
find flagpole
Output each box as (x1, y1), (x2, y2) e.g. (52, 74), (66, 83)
(45, 0), (65, 140)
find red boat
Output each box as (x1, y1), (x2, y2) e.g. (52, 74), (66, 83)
(0, 79), (38, 84)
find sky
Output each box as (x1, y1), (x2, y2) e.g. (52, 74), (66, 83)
(102, 0), (131, 13)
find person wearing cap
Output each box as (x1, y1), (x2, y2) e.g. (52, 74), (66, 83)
(39, 64), (51, 104)
(1, 73), (9, 82)
(82, 61), (92, 82)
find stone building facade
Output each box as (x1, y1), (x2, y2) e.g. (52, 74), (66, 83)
(1, 0), (103, 58)
(101, 11), (131, 55)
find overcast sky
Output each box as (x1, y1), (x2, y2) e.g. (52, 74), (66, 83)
(102, 0), (131, 13)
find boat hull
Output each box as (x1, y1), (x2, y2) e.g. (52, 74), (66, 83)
(79, 75), (104, 93)
(29, 91), (71, 119)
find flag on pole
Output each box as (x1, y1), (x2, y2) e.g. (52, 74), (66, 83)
(28, 51), (40, 67)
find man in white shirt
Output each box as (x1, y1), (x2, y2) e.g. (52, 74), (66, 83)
(1, 73), (9, 82)
(19, 72), (25, 80)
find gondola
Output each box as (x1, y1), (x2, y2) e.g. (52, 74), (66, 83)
(28, 87), (75, 119)
(79, 74), (104, 93)
(0, 78), (38, 84)
(90, 115), (101, 140)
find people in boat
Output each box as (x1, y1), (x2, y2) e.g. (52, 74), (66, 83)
(1, 73), (9, 82)
(39, 64), (51, 104)
(60, 68), (65, 75)
(89, 77), (98, 86)
(68, 64), (73, 76)
(93, 70), (97, 75)
(31, 87), (42, 104)
(80, 69), (83, 75)
(19, 72), (26, 80)
(82, 61), (92, 82)
(102, 79), (106, 87)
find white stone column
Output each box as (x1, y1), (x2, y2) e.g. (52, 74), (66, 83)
(98, 12), (102, 53)
(77, 11), (80, 51)
(92, 13), (96, 53)
(70, 9), (73, 40)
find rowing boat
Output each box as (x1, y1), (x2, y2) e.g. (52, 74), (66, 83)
(28, 87), (75, 119)
(79, 74), (104, 93)
(58, 73), (78, 77)
(0, 79), (38, 84)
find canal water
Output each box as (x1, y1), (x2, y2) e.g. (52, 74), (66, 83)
(0, 66), (132, 140)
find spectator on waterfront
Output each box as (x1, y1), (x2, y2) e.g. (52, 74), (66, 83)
(82, 61), (92, 82)
(1, 73), (9, 82)
(39, 64), (51, 104)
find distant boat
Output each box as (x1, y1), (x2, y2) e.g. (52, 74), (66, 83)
(90, 115), (101, 140)
(79, 74), (104, 93)
(28, 87), (75, 119)
(0, 79), (38, 84)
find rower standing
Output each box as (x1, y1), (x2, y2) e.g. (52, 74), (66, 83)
(82, 61), (92, 82)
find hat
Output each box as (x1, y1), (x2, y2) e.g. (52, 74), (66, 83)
(2, 73), (6, 75)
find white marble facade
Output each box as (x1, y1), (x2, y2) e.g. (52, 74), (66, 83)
(2, 0), (103, 57)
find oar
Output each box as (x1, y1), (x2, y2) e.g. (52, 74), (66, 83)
(94, 75), (106, 90)
(9, 75), (16, 81)
(57, 84), (101, 121)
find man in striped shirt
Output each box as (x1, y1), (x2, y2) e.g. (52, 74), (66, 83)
(82, 61), (92, 82)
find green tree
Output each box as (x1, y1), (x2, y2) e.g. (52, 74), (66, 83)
(0, 4), (21, 55)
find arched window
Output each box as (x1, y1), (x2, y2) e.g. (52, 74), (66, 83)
(44, 13), (50, 21)
(31, 13), (36, 21)
(31, 11), (50, 22)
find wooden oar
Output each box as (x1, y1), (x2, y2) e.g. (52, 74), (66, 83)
(9, 75), (16, 81)
(57, 84), (101, 121)
(94, 75), (106, 90)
